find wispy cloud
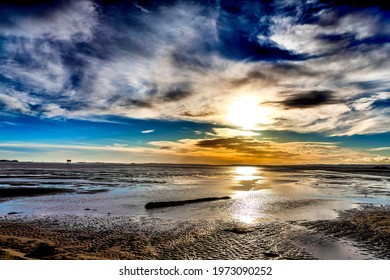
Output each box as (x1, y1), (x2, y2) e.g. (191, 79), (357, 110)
(141, 129), (155, 134)
(0, 0), (389, 137)
(206, 128), (261, 137)
(369, 147), (390, 152)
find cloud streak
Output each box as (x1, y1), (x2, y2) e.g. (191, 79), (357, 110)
(141, 129), (155, 134)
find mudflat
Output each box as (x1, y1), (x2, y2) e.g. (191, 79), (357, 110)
(1, 163), (390, 259)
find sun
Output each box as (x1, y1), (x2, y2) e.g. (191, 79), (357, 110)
(227, 96), (270, 130)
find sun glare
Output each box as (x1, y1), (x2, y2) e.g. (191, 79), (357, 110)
(234, 166), (260, 181)
(235, 166), (257, 176)
(227, 96), (270, 130)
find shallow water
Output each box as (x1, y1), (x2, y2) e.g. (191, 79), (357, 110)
(1, 163), (390, 222)
(287, 226), (378, 260)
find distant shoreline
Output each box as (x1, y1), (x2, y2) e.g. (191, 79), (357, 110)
(1, 161), (389, 168)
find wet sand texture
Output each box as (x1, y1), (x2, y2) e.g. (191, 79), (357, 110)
(1, 206), (389, 260)
(0, 216), (312, 260)
(302, 206), (390, 259)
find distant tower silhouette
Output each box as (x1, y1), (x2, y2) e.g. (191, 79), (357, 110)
(67, 159), (71, 163)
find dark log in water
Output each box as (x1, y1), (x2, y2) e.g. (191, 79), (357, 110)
(145, 196), (231, 209)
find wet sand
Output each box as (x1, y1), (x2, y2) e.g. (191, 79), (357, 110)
(0, 214), (311, 260)
(1, 204), (389, 260)
(300, 205), (390, 259)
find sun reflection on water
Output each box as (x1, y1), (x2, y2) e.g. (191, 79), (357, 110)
(231, 166), (268, 224)
(233, 166), (267, 190)
(234, 166), (260, 181)
(231, 192), (267, 224)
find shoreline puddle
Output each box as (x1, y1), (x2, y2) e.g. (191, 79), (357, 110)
(287, 225), (378, 260)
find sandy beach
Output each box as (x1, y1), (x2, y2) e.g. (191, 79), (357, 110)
(1, 163), (390, 260)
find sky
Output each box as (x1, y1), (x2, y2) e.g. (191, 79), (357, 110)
(0, 0), (389, 164)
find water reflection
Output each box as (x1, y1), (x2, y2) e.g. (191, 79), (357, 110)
(230, 190), (273, 224)
(234, 166), (259, 181)
(233, 166), (267, 191)
(231, 167), (269, 224)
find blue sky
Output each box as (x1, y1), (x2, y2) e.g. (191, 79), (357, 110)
(0, 0), (389, 164)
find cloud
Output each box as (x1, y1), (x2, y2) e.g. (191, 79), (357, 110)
(41, 103), (69, 118)
(141, 129), (155, 134)
(206, 128), (261, 137)
(112, 143), (128, 148)
(0, 0), (390, 137)
(216, 0), (306, 61)
(1, 132), (389, 164)
(369, 147), (390, 152)
(0, 0), (97, 41)
(269, 90), (339, 109)
(160, 84), (193, 102)
(181, 110), (215, 118)
(149, 135), (390, 164)
(0, 91), (40, 114)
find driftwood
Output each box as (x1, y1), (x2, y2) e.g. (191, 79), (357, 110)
(145, 196), (231, 209)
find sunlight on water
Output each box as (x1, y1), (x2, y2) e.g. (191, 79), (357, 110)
(236, 214), (257, 224)
(234, 166), (262, 181)
(231, 191), (268, 224)
(231, 167), (269, 224)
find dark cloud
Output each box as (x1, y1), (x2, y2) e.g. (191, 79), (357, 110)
(271, 63), (317, 77)
(110, 97), (154, 109)
(170, 51), (213, 72)
(197, 137), (280, 151)
(316, 32), (355, 45)
(230, 64), (317, 89)
(162, 86), (193, 102)
(230, 70), (269, 87)
(181, 111), (215, 118)
(272, 90), (340, 109)
(197, 137), (250, 148)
